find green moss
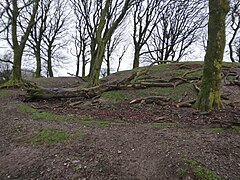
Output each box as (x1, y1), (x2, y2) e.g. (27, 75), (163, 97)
(184, 159), (220, 180)
(31, 128), (80, 144)
(0, 80), (23, 88)
(18, 104), (72, 121)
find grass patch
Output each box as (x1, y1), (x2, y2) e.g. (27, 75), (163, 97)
(102, 90), (128, 100)
(19, 104), (115, 127)
(18, 104), (72, 121)
(31, 128), (80, 144)
(211, 128), (224, 133)
(134, 83), (196, 101)
(148, 122), (178, 129)
(183, 159), (220, 180)
(211, 126), (240, 133)
(80, 119), (112, 127)
(0, 90), (11, 98)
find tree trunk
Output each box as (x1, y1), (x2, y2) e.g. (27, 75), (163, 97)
(195, 0), (229, 111)
(10, 0), (40, 83)
(76, 54), (80, 77)
(47, 47), (54, 77)
(89, 43), (106, 86)
(106, 57), (110, 76)
(82, 43), (87, 77)
(35, 42), (41, 78)
(12, 48), (23, 82)
(133, 48), (140, 69)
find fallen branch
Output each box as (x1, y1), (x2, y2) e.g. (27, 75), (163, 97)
(176, 99), (196, 108)
(130, 96), (170, 105)
(25, 85), (109, 101)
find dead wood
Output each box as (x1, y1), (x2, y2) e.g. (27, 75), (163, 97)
(181, 68), (202, 78)
(25, 85), (109, 101)
(130, 96), (170, 105)
(210, 120), (240, 128)
(176, 99), (196, 108)
(233, 80), (240, 86)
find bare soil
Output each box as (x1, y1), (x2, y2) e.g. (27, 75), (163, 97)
(0, 63), (240, 180)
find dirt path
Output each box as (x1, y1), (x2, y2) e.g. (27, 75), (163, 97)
(0, 89), (240, 180)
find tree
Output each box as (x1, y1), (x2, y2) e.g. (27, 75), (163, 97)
(196, 0), (229, 111)
(146, 0), (207, 63)
(70, 0), (135, 86)
(132, 0), (162, 68)
(0, 0), (40, 83)
(27, 0), (52, 78)
(89, 0), (135, 86)
(41, 0), (69, 77)
(228, 0), (240, 62)
(71, 4), (90, 77)
(104, 27), (126, 76)
(0, 50), (12, 82)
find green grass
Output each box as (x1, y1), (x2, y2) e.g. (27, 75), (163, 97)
(19, 104), (115, 127)
(18, 104), (73, 121)
(0, 90), (11, 98)
(148, 122), (178, 129)
(211, 126), (240, 133)
(211, 128), (224, 133)
(80, 119), (112, 127)
(184, 159), (220, 180)
(102, 90), (129, 100)
(31, 128), (80, 144)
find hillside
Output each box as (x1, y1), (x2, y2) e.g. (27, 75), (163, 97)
(0, 62), (240, 179)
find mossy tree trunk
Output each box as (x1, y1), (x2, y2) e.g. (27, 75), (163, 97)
(89, 0), (134, 86)
(10, 0), (40, 83)
(195, 0), (229, 111)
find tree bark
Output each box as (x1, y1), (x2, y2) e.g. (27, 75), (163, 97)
(35, 42), (42, 78)
(47, 47), (54, 77)
(88, 0), (133, 86)
(11, 0), (40, 82)
(195, 0), (229, 111)
(133, 48), (140, 69)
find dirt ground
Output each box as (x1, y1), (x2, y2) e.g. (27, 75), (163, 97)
(0, 64), (240, 180)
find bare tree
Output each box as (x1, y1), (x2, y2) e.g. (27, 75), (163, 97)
(104, 27), (126, 76)
(116, 43), (129, 72)
(228, 0), (240, 62)
(27, 0), (51, 77)
(0, 0), (40, 83)
(0, 50), (12, 82)
(70, 0), (135, 86)
(71, 3), (90, 77)
(40, 0), (70, 77)
(131, 0), (163, 68)
(146, 0), (207, 63)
